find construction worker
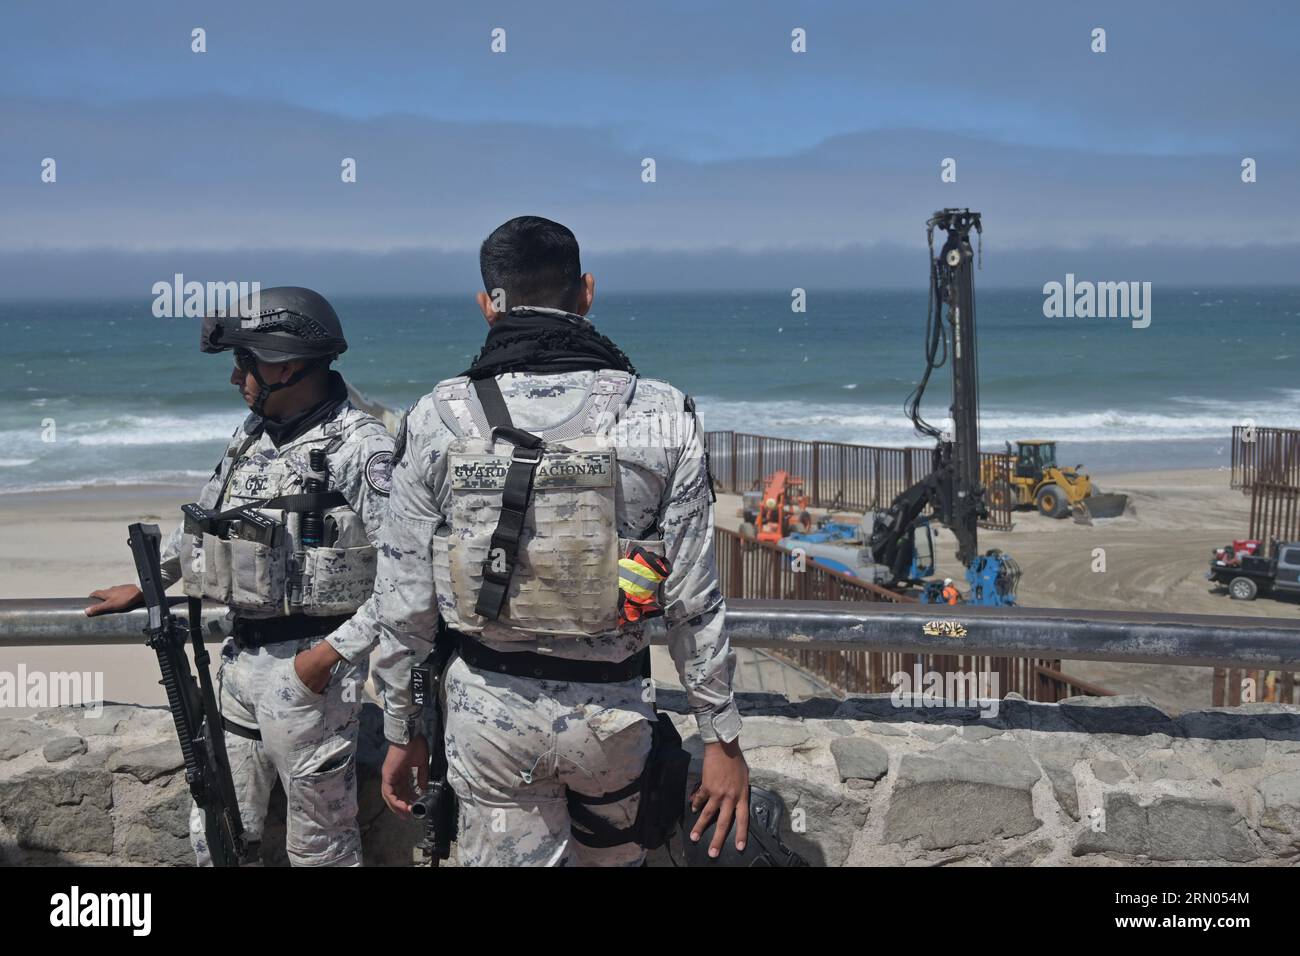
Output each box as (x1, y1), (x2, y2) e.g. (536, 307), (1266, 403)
(337, 216), (748, 865)
(941, 577), (961, 605)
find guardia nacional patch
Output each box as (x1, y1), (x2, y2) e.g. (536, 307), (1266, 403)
(451, 452), (614, 490)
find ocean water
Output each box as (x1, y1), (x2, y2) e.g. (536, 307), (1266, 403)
(1, 289), (1297, 494)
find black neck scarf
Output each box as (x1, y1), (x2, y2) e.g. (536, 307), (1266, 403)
(260, 370), (348, 447)
(461, 309), (637, 380)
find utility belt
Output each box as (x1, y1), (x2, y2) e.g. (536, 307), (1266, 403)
(440, 627), (687, 852)
(230, 613), (353, 649)
(449, 628), (650, 684)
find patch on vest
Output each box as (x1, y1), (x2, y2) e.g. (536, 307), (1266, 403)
(451, 452), (615, 490)
(364, 450), (394, 495)
(231, 472), (272, 498)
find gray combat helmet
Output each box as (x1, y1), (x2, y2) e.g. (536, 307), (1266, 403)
(200, 286), (348, 363)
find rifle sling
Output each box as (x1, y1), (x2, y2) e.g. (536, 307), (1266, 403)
(470, 377), (544, 622)
(213, 491), (347, 523)
(206, 426), (347, 523)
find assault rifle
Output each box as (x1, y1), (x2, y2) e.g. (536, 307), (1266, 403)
(409, 621), (458, 865)
(127, 523), (254, 866)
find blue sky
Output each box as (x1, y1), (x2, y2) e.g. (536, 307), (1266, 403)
(1, 0), (1297, 291)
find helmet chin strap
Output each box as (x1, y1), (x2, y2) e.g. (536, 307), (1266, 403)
(248, 362), (315, 417)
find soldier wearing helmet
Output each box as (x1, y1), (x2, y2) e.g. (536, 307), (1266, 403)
(86, 286), (394, 866)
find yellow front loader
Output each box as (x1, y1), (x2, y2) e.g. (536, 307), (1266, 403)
(981, 440), (1130, 522)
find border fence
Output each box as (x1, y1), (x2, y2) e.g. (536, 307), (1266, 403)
(703, 431), (928, 514)
(977, 451), (1016, 530)
(1231, 425), (1300, 491)
(1249, 482), (1300, 547)
(1212, 667), (1297, 707)
(713, 527), (1106, 702)
(704, 431), (1014, 530)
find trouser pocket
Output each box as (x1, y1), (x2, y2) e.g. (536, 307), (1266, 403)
(285, 747), (360, 866)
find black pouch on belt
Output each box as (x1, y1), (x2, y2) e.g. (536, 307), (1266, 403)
(567, 712), (690, 851)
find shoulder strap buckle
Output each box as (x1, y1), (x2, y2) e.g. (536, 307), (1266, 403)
(488, 421), (543, 448)
(509, 444), (544, 464)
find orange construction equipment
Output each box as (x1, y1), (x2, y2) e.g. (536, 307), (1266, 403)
(754, 471), (812, 543)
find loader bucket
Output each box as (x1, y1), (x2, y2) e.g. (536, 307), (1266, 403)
(1073, 492), (1130, 523)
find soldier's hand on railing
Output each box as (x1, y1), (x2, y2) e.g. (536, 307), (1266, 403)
(691, 738), (750, 858)
(84, 584), (145, 617)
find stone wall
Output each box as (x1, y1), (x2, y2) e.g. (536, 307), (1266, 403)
(2, 692), (1298, 866)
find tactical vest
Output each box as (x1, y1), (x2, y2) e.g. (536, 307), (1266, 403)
(431, 370), (659, 638)
(178, 423), (377, 617)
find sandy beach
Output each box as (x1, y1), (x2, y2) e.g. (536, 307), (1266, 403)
(1, 467), (1293, 714)
(939, 467), (1298, 711)
(0, 483), (198, 709)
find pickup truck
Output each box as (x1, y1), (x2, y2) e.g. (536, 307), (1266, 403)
(1208, 539), (1300, 601)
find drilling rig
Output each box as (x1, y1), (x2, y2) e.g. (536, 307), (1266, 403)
(864, 209), (1020, 606)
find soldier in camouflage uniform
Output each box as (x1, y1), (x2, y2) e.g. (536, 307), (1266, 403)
(87, 287), (393, 866)
(333, 217), (749, 865)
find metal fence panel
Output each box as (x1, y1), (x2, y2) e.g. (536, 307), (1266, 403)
(1249, 482), (1300, 546)
(1232, 425), (1300, 491)
(978, 450), (1015, 530)
(704, 431), (931, 512)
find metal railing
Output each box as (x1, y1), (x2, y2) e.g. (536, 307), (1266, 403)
(1, 598), (1298, 705)
(4, 598), (1299, 666)
(721, 600), (1300, 669)
(0, 598), (228, 646)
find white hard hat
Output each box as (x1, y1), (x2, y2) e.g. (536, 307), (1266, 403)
(943, 578), (954, 586)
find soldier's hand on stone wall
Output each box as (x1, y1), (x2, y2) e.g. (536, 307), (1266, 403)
(691, 739), (750, 858)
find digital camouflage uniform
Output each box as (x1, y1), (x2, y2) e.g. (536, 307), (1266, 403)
(331, 311), (739, 866)
(159, 384), (393, 866)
